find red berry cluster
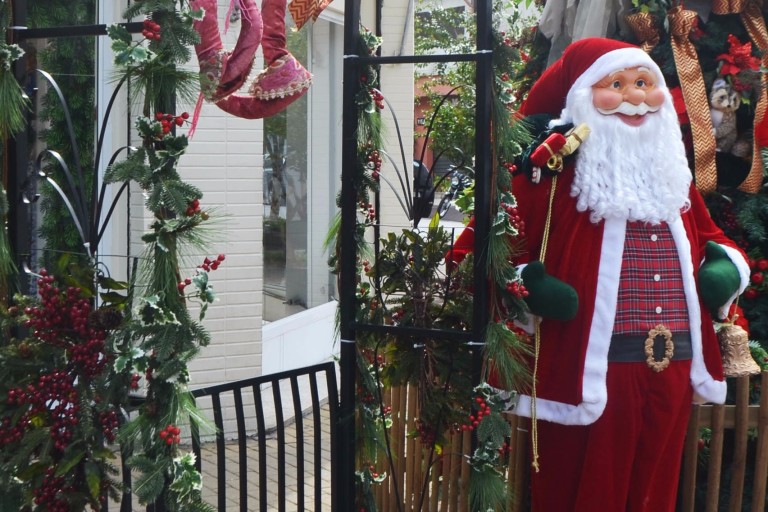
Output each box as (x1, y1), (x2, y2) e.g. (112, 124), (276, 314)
(154, 111), (189, 134)
(497, 440), (512, 457)
(358, 388), (375, 405)
(390, 307), (406, 324)
(365, 463), (381, 479)
(130, 373), (141, 390)
(24, 271), (108, 378)
(199, 253), (226, 272)
(142, 18), (161, 41)
(2, 371), (79, 452)
(366, 149), (382, 180)
(503, 162), (517, 174)
(505, 280), (529, 299)
(501, 318), (531, 341)
(99, 410), (119, 443)
(355, 284), (370, 299)
(362, 259), (371, 273)
(0, 415), (28, 447)
(744, 257), (768, 300)
(362, 350), (384, 366)
(159, 424), (181, 445)
(185, 198), (202, 216)
(501, 202), (526, 239)
(371, 89), (385, 110)
(359, 201), (376, 223)
(415, 419), (436, 445)
(460, 395), (492, 432)
(178, 254), (226, 293)
(33, 468), (74, 512)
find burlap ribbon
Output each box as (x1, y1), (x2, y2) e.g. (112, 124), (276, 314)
(710, 0), (767, 192)
(625, 12), (660, 52)
(668, 6), (719, 194)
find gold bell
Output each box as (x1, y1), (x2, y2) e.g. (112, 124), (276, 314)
(718, 323), (761, 377)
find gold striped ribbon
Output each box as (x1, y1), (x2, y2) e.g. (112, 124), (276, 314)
(668, 6), (719, 194)
(625, 12), (660, 53)
(711, 0), (768, 193)
(288, 0), (332, 30)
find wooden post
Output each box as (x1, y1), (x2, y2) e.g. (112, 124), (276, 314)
(705, 404), (725, 512)
(729, 375), (751, 512)
(751, 371), (768, 512)
(681, 404), (701, 511)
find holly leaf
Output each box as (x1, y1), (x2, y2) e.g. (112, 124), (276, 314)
(106, 24), (131, 44)
(55, 448), (85, 477)
(85, 461), (102, 499)
(99, 276), (129, 290)
(100, 291), (128, 305)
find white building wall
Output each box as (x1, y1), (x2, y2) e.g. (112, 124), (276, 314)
(118, 0), (414, 393)
(375, 1), (416, 230)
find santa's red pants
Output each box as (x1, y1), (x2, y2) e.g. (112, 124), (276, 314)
(530, 360), (693, 512)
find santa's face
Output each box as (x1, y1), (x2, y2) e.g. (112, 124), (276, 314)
(563, 66), (693, 225)
(591, 67), (666, 127)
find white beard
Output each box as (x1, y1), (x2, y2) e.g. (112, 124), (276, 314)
(559, 87), (692, 225)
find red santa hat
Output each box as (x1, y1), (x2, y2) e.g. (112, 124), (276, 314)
(519, 37), (666, 118)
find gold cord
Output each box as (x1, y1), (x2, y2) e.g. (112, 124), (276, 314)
(530, 175), (558, 472)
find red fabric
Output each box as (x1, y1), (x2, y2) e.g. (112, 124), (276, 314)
(532, 361), (693, 512)
(613, 222), (690, 335)
(507, 168), (734, 405)
(447, 165), (741, 403)
(518, 38), (637, 117)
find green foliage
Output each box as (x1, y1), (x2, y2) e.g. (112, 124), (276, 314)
(0, 263), (129, 511)
(414, 0), (540, 161)
(30, 0), (97, 260)
(114, 1), (200, 114)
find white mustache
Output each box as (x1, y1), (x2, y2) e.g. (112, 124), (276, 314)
(596, 102), (661, 116)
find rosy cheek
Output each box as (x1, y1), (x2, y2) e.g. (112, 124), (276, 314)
(591, 88), (623, 111)
(645, 88), (666, 108)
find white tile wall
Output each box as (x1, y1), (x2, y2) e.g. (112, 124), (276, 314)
(120, 0), (415, 406)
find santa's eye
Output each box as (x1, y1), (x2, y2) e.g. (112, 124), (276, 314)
(611, 80), (621, 89)
(636, 79), (647, 87)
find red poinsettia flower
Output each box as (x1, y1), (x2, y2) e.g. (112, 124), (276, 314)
(691, 17), (706, 40)
(716, 34), (761, 77)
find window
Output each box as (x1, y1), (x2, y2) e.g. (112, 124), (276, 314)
(262, 18), (342, 322)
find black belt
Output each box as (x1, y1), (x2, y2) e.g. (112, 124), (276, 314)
(608, 330), (692, 366)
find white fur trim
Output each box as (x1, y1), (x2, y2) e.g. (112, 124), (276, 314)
(570, 47), (665, 90)
(565, 48), (665, 115)
(668, 219), (727, 404)
(703, 244), (750, 289)
(516, 218), (729, 423)
(516, 218), (626, 425)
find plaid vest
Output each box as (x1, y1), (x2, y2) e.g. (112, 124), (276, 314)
(612, 221), (690, 335)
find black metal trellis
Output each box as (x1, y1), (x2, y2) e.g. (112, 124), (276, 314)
(4, 0), (500, 508)
(338, 0), (495, 509)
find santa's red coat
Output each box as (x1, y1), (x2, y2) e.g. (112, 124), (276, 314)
(452, 165), (750, 424)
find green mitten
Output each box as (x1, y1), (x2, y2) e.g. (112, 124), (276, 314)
(521, 261), (578, 321)
(698, 241), (741, 315)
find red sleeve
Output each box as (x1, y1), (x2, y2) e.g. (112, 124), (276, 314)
(446, 217), (475, 268)
(687, 183), (746, 262)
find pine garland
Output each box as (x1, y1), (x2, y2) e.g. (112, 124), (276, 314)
(341, 11), (536, 509)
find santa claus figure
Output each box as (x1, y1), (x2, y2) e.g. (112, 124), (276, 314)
(452, 38), (750, 511)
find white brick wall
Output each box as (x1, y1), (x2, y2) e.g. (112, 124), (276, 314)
(119, 0), (415, 402)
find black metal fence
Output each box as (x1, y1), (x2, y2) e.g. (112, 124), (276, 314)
(109, 362), (339, 512)
(189, 362), (339, 512)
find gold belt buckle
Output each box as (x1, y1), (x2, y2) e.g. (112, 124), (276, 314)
(644, 324), (674, 372)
